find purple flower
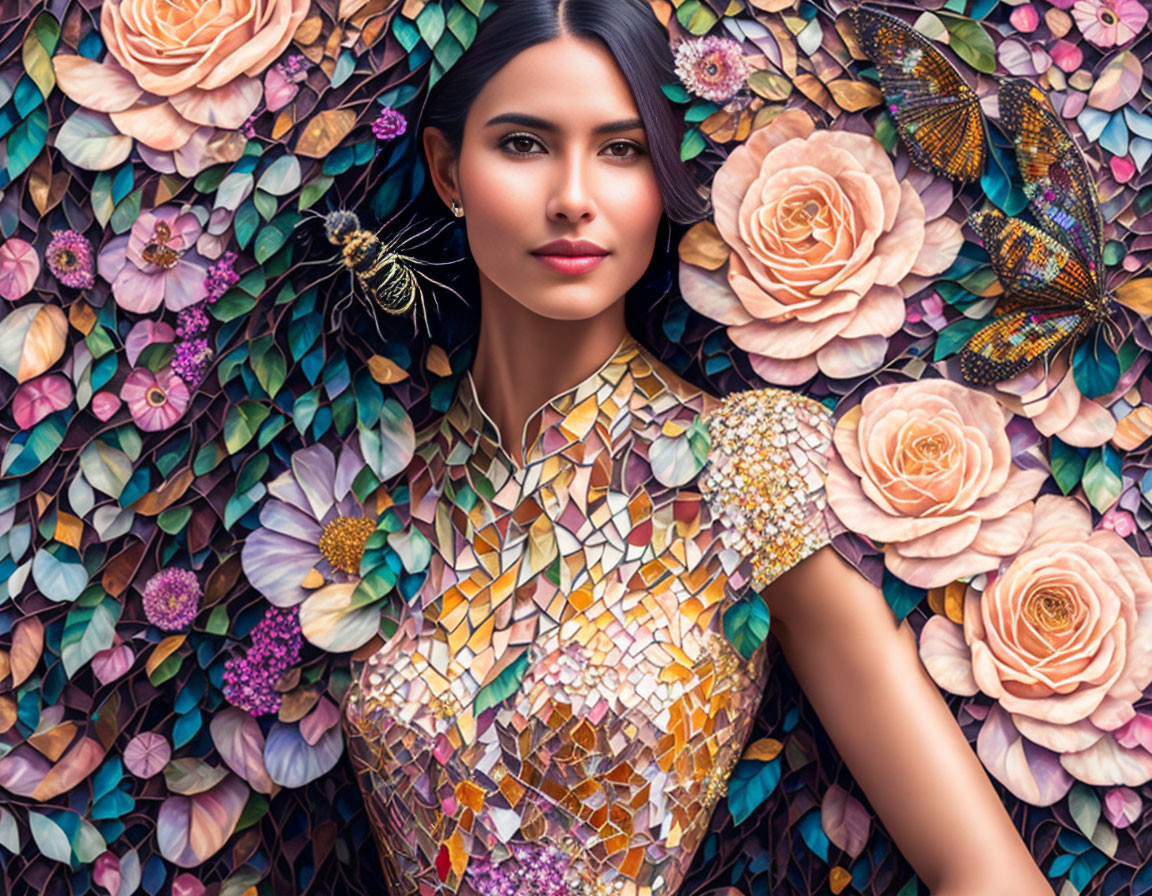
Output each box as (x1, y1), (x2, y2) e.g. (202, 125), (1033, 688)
(176, 304), (210, 339)
(204, 250), (240, 304)
(674, 35), (749, 104)
(222, 606), (303, 716)
(371, 106), (408, 141)
(45, 230), (95, 289)
(96, 206), (209, 314)
(142, 568), (202, 631)
(172, 338), (214, 388)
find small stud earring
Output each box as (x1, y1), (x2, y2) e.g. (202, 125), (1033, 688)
(451, 198), (464, 218)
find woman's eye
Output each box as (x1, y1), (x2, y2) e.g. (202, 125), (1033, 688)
(500, 134), (542, 155)
(604, 141), (643, 158)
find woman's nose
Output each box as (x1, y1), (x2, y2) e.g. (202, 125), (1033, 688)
(546, 151), (597, 222)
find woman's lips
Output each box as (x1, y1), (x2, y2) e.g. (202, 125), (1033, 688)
(532, 254), (607, 275)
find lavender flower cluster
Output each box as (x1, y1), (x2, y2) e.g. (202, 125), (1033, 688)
(172, 251), (238, 386)
(222, 606), (303, 716)
(466, 843), (580, 896)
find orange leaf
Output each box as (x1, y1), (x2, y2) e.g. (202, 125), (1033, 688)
(131, 468), (195, 516)
(367, 354), (409, 384)
(31, 736), (105, 801)
(295, 108), (357, 159)
(1115, 277), (1152, 316)
(741, 737), (783, 761)
(827, 79), (883, 111)
(10, 617), (43, 687)
(678, 221), (730, 271)
(146, 635), (187, 678)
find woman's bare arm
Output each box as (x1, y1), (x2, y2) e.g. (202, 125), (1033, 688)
(760, 545), (1052, 896)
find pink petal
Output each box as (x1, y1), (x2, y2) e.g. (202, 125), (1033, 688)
(12, 374), (72, 429)
(92, 391), (122, 422)
(300, 697), (341, 746)
(156, 775), (248, 867)
(815, 334), (887, 379)
(124, 732), (171, 778)
(172, 874), (207, 896)
(748, 352), (819, 386)
(976, 704), (1073, 806)
(111, 264), (166, 314)
(125, 320), (176, 367)
(93, 852), (122, 894)
(209, 708), (275, 795)
(679, 261), (754, 326)
(263, 67), (300, 113)
(1060, 732), (1152, 786)
(92, 643), (135, 684)
(1103, 786), (1142, 828)
(52, 56), (142, 113)
(109, 101), (198, 152)
(820, 784), (871, 859)
(0, 238), (41, 301)
(918, 615), (979, 695)
(168, 78), (262, 129)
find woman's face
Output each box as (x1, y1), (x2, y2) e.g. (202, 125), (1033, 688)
(426, 34), (665, 321)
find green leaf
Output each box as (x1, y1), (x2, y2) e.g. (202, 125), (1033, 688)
(684, 101), (719, 123)
(446, 5), (478, 46)
(62, 591), (119, 677)
(110, 186), (144, 235)
(224, 483), (265, 530)
(474, 650), (529, 714)
(1083, 446), (1122, 514)
(252, 345), (287, 399)
(297, 174), (334, 211)
(210, 290), (257, 323)
(8, 106), (48, 181)
(677, 0), (718, 34)
(224, 401), (271, 455)
(873, 111), (898, 153)
(1068, 784), (1101, 839)
(91, 171), (115, 228)
(932, 316), (987, 361)
(252, 188), (278, 222)
(723, 596), (771, 661)
(882, 570), (925, 622)
(940, 15), (996, 73)
(234, 200), (259, 251)
(158, 505), (192, 535)
(1050, 438), (1085, 495)
(680, 127), (706, 161)
(22, 14), (60, 99)
(415, 3), (446, 46)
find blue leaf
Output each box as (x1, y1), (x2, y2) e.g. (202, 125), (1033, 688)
(727, 758), (781, 825)
(980, 130), (1028, 216)
(798, 809), (830, 861)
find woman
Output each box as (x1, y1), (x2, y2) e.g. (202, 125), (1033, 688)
(339, 1), (1051, 894)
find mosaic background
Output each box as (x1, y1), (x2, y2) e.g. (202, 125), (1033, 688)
(0, 0), (1151, 894)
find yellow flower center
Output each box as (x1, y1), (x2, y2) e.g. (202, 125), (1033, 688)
(146, 385), (168, 407)
(318, 516), (376, 575)
(1024, 587), (1074, 633)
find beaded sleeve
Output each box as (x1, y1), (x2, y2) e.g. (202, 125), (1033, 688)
(699, 387), (838, 592)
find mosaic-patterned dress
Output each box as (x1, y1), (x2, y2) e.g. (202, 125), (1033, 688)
(340, 335), (838, 896)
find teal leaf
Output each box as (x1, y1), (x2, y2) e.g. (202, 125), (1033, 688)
(1072, 334), (1120, 399)
(474, 650), (529, 714)
(798, 809), (831, 861)
(661, 82), (691, 103)
(980, 129), (1029, 216)
(28, 811), (72, 864)
(932, 317), (987, 361)
(32, 546), (89, 602)
(727, 758), (781, 825)
(680, 127), (706, 161)
(882, 570), (924, 622)
(61, 591), (119, 677)
(1050, 438), (1085, 495)
(723, 596), (771, 661)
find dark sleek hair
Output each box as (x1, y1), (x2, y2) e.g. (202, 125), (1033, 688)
(331, 0), (731, 427)
(420, 0), (711, 225)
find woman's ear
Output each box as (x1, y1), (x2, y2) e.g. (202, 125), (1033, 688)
(422, 126), (461, 212)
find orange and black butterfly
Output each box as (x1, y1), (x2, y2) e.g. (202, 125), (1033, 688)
(846, 5), (988, 182)
(960, 80), (1114, 385)
(848, 7), (1116, 385)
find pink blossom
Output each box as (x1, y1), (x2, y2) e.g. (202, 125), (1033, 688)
(1071, 0), (1148, 47)
(97, 206), (209, 314)
(120, 366), (190, 432)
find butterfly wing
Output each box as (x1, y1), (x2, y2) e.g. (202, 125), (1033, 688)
(848, 6), (987, 182)
(997, 78), (1105, 281)
(968, 207), (1099, 309)
(959, 306), (1088, 385)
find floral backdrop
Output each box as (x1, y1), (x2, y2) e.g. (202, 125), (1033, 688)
(0, 0), (1151, 894)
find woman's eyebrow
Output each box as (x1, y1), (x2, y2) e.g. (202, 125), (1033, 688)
(483, 112), (645, 134)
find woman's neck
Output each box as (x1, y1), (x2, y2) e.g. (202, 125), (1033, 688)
(470, 282), (630, 467)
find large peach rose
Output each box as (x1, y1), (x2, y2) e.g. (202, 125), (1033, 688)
(919, 495), (1152, 805)
(52, 0), (308, 165)
(681, 109), (963, 384)
(825, 379), (1047, 588)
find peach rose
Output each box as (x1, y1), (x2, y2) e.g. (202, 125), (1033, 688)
(52, 0), (308, 163)
(919, 495), (1152, 804)
(825, 379), (1047, 588)
(681, 109), (963, 384)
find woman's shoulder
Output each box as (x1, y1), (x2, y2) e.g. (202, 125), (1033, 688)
(697, 386), (839, 592)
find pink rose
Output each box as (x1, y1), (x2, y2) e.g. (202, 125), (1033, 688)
(52, 0), (308, 164)
(826, 379), (1047, 588)
(681, 109), (962, 384)
(920, 495), (1152, 804)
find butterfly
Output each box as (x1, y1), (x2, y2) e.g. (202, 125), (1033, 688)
(846, 5), (988, 183)
(847, 6), (1116, 386)
(959, 80), (1114, 385)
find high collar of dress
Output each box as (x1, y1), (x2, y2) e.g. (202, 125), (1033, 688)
(449, 332), (647, 472)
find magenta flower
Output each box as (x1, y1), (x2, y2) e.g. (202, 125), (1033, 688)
(142, 568), (202, 630)
(222, 606), (303, 716)
(97, 206), (209, 314)
(371, 106), (407, 141)
(120, 366), (190, 431)
(1071, 0), (1148, 47)
(45, 230), (95, 289)
(674, 35), (749, 103)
